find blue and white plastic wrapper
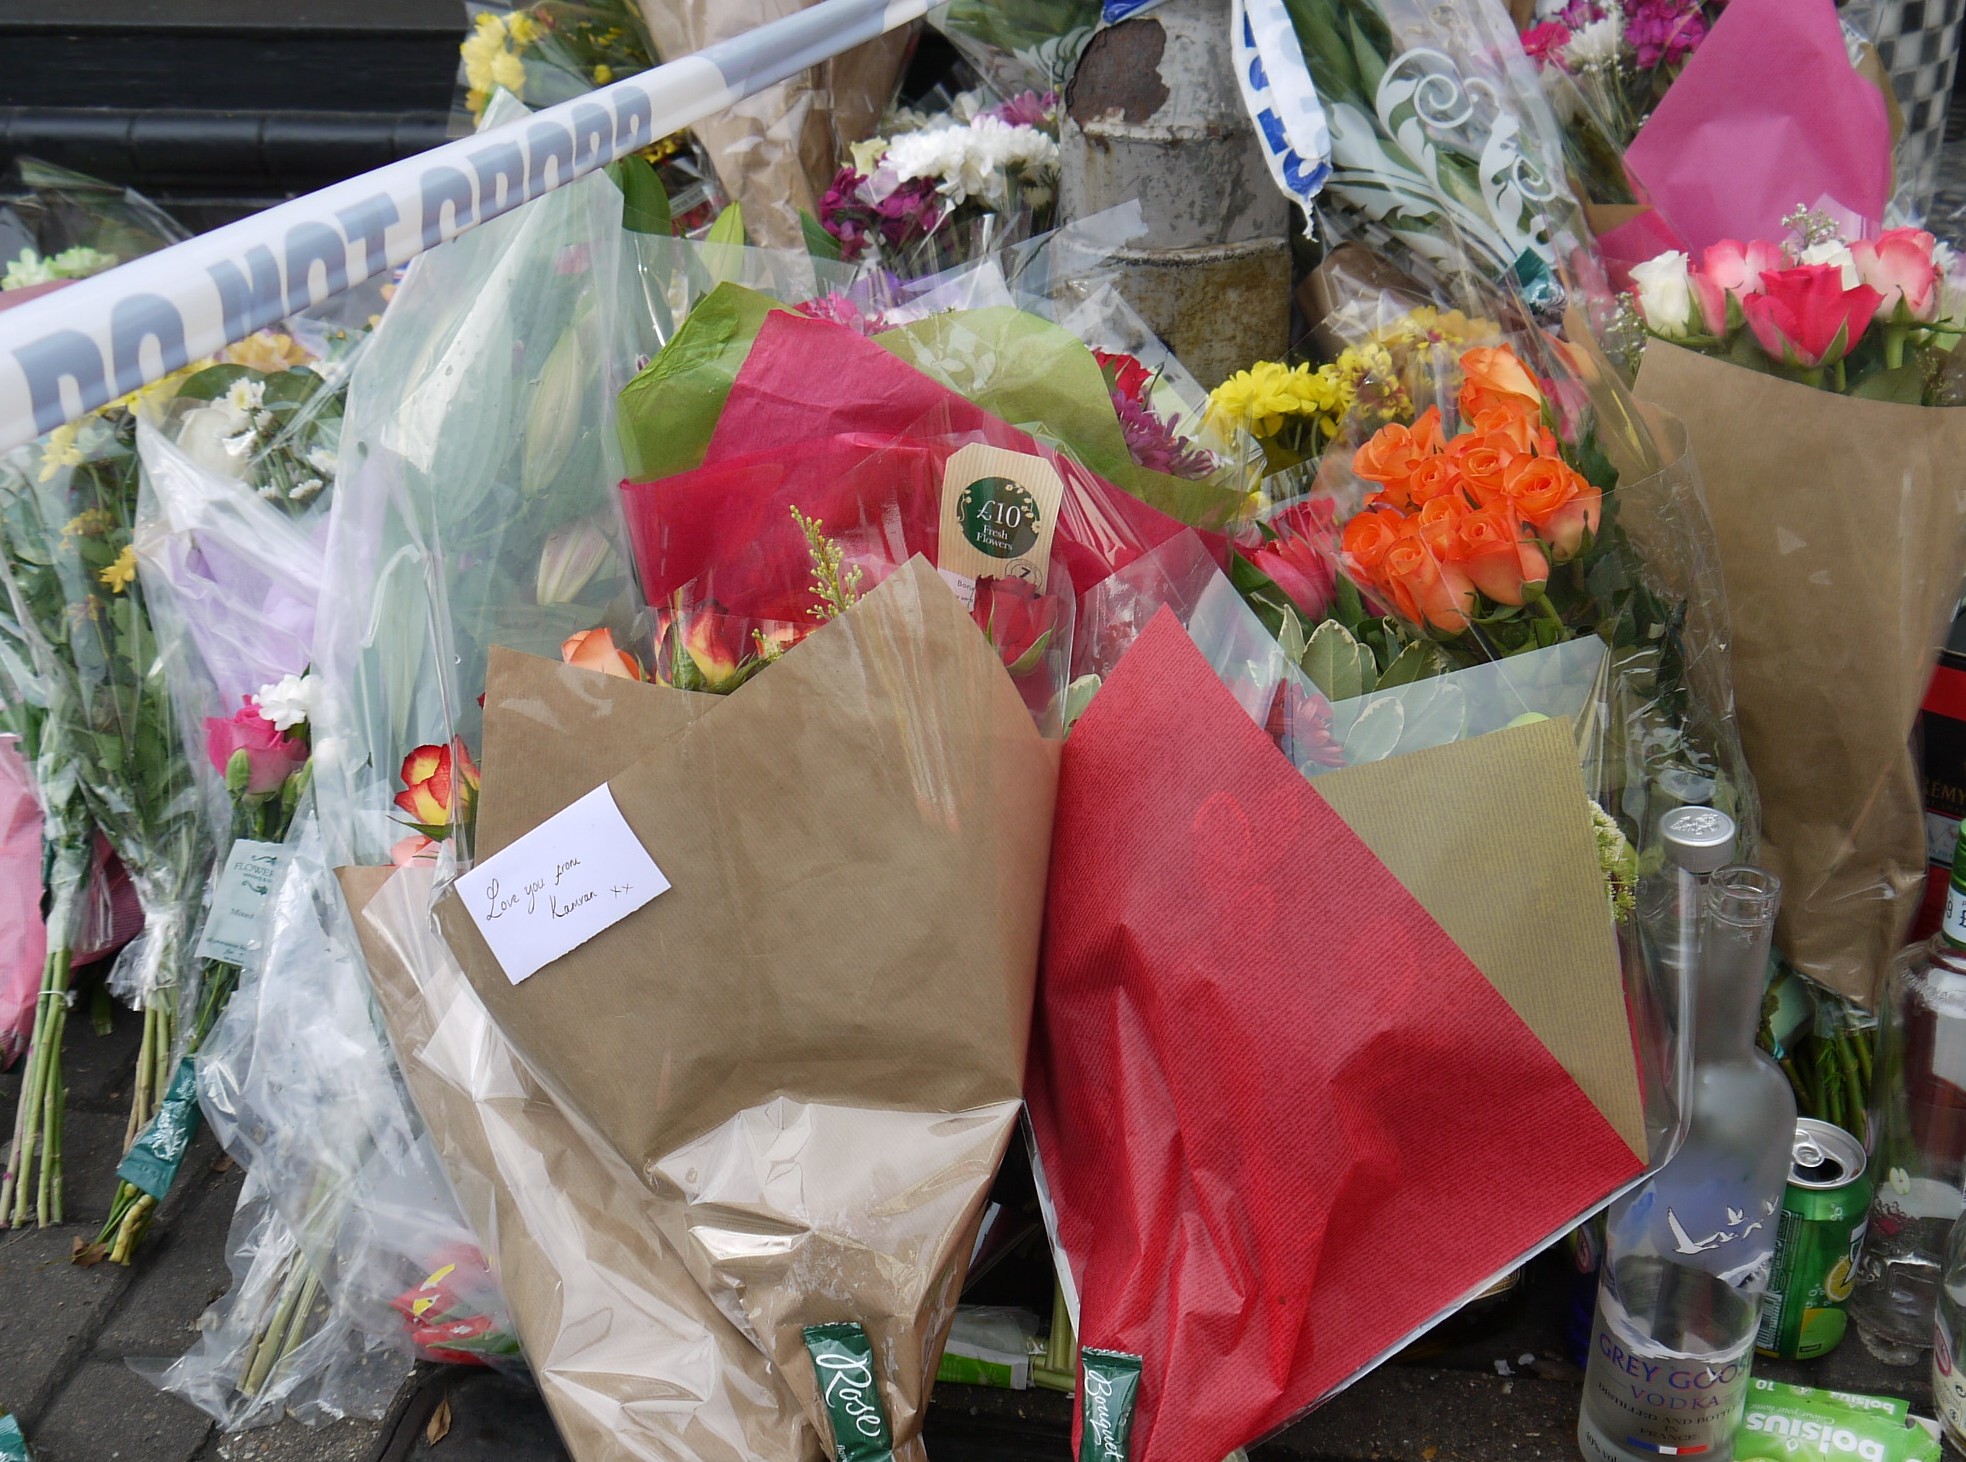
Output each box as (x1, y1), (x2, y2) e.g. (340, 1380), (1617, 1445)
(1232, 0), (1334, 230)
(0, 0), (932, 455)
(1100, 0), (1171, 19)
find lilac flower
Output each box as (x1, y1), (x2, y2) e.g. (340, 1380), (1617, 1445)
(986, 90), (1059, 130)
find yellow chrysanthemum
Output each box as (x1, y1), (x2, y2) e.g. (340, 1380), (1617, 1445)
(505, 11), (540, 46)
(37, 421), (84, 482)
(61, 509), (113, 543)
(99, 545), (137, 595)
(490, 49), (525, 94)
(593, 63), (614, 84)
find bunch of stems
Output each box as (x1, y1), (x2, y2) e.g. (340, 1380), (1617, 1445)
(1, 836), (89, 1227)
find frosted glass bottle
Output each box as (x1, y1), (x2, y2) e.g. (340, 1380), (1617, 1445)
(1579, 860), (1796, 1462)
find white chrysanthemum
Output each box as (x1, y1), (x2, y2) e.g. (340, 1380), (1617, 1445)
(252, 672), (315, 731)
(1564, 15), (1623, 66)
(225, 378), (267, 413)
(886, 117), (1060, 209)
(305, 446), (338, 478)
(289, 477), (325, 504)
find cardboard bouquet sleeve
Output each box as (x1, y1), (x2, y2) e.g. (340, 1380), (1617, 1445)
(343, 862), (821, 1462)
(431, 560), (1059, 1456)
(1637, 342), (1966, 1003)
(1027, 609), (1648, 1462)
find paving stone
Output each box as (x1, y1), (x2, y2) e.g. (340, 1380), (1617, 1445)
(200, 1413), (393, 1462)
(28, 1357), (213, 1462)
(0, 1116), (141, 1425)
(96, 1155), (246, 1357)
(399, 1371), (571, 1461)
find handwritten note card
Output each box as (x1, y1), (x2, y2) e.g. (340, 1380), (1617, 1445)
(455, 783), (670, 985)
(195, 839), (288, 965)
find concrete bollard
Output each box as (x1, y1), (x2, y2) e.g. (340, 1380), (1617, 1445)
(1058, 0), (1291, 389)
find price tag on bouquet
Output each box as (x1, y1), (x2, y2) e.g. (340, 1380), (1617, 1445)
(195, 839), (289, 966)
(935, 444), (1064, 610)
(455, 783), (670, 985)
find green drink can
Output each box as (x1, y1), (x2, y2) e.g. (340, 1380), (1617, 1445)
(1755, 1118), (1871, 1360)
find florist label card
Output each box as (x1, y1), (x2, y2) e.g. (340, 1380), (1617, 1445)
(195, 839), (288, 965)
(455, 783), (670, 986)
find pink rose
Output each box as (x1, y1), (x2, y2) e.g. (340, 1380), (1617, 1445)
(1686, 266), (1729, 335)
(1701, 239), (1783, 298)
(1742, 264), (1884, 369)
(1851, 227), (1940, 322)
(204, 698), (306, 795)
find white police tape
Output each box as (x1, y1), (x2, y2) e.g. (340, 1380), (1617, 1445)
(0, 0), (927, 455)
(1231, 0), (1332, 231)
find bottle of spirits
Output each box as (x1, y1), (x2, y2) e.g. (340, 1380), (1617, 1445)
(1849, 822), (1966, 1362)
(1578, 849), (1795, 1462)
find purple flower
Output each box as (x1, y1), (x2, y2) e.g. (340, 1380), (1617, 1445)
(1112, 391), (1215, 481)
(819, 165), (876, 261)
(1622, 0), (1707, 68)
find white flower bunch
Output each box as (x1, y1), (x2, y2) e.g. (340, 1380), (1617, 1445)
(252, 672), (316, 732)
(884, 115), (1060, 210)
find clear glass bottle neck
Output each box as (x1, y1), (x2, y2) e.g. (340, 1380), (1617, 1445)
(1691, 868), (1781, 1064)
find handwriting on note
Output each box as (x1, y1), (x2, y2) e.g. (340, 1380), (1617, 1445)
(455, 783), (670, 985)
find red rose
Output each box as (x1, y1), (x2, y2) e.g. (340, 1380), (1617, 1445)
(1743, 264), (1884, 369)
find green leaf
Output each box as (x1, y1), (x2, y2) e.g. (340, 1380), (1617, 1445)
(1348, 12), (1388, 102)
(1004, 627), (1054, 678)
(1374, 639), (1445, 689)
(173, 363), (256, 403)
(1850, 362), (1926, 404)
(706, 202), (746, 248)
(1275, 603), (1308, 668)
(1333, 574), (1369, 633)
(1303, 620), (1374, 702)
(800, 209), (842, 263)
(610, 157), (673, 236)
(1341, 696), (1405, 763)
(1061, 673), (1102, 733)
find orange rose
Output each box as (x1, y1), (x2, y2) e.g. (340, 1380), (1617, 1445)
(1496, 456), (1581, 521)
(1449, 437), (1510, 505)
(1341, 508), (1402, 580)
(1351, 406), (1445, 504)
(1451, 502), (1549, 607)
(1414, 494), (1469, 558)
(1458, 345), (1543, 422)
(561, 626), (645, 681)
(1537, 480), (1603, 561)
(1469, 402), (1548, 460)
(1402, 454), (1462, 507)
(1379, 518), (1475, 634)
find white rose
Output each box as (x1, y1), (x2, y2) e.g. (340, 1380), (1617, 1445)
(1630, 252), (1694, 338)
(1796, 239), (1859, 288)
(173, 401), (254, 480)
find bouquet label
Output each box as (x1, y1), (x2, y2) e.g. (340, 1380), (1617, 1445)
(1078, 1349), (1142, 1462)
(802, 1322), (896, 1462)
(194, 838), (288, 966)
(454, 783), (670, 985)
(937, 443), (1062, 602)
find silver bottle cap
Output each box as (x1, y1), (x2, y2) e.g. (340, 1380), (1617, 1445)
(1659, 805), (1737, 874)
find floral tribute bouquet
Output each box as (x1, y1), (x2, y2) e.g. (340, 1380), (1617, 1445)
(1626, 216), (1966, 399)
(1582, 0), (1966, 1007)
(818, 90), (1062, 273)
(0, 391), (213, 1229)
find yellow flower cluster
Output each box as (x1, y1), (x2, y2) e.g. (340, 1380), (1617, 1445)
(99, 545), (138, 595)
(463, 11), (530, 117)
(61, 509), (113, 543)
(1205, 360), (1355, 443)
(37, 421), (85, 483)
